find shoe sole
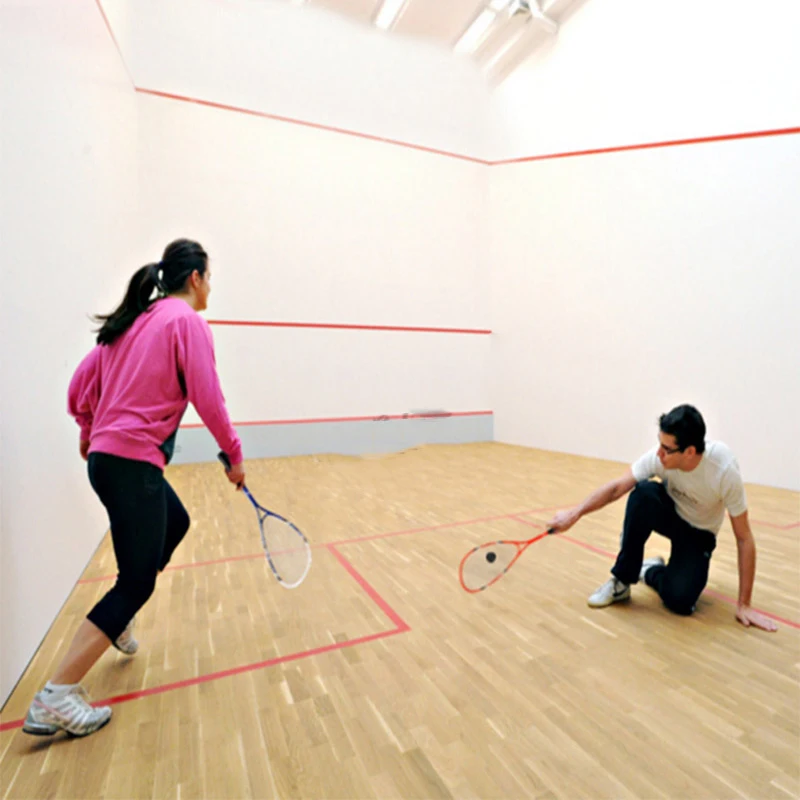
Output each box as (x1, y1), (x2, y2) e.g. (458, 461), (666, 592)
(22, 723), (59, 736)
(23, 715), (112, 738)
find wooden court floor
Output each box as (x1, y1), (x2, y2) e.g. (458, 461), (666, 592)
(1, 442), (798, 799)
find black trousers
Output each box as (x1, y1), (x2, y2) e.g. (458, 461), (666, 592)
(612, 481), (717, 615)
(86, 452), (190, 642)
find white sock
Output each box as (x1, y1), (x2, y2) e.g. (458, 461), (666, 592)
(44, 681), (79, 695)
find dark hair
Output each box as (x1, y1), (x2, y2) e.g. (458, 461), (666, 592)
(93, 239), (208, 345)
(659, 404), (706, 454)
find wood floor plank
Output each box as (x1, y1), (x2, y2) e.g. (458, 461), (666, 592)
(2, 443), (798, 799)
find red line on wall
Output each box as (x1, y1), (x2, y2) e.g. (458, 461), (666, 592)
(206, 319), (491, 335)
(178, 410), (492, 430)
(96, 7), (800, 167)
(136, 88), (490, 165)
(94, 0), (135, 89)
(138, 89), (799, 167)
(493, 126), (800, 166)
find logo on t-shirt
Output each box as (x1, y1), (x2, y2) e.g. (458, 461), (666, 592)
(669, 485), (698, 506)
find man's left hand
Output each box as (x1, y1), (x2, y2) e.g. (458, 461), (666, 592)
(736, 605), (778, 632)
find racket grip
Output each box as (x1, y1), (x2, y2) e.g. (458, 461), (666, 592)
(218, 451), (232, 470)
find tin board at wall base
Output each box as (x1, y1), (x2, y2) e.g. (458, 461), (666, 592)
(170, 414), (494, 464)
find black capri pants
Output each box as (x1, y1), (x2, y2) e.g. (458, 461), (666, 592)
(86, 452), (190, 642)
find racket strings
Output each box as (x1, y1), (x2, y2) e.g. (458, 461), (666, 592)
(263, 515), (310, 585)
(460, 542), (519, 592)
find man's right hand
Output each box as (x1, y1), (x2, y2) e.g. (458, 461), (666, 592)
(547, 507), (582, 533)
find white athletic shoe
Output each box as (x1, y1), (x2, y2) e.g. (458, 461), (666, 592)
(114, 616), (139, 655)
(640, 556), (665, 582)
(588, 577), (631, 608)
(22, 685), (112, 737)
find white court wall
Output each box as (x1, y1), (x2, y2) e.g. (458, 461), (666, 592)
(489, 0), (800, 490)
(490, 0), (800, 161)
(103, 0), (494, 430)
(134, 91), (491, 430)
(0, 0), (139, 706)
(0, 0), (492, 707)
(103, 0), (491, 161)
(3, 0), (798, 713)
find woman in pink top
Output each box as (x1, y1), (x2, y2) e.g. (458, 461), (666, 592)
(23, 239), (245, 738)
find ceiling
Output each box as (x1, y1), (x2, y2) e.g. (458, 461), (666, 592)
(287, 0), (586, 84)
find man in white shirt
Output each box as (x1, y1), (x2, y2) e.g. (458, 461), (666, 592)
(547, 404), (777, 631)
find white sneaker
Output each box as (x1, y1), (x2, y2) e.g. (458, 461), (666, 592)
(640, 556), (665, 582)
(587, 577), (631, 608)
(114, 616), (138, 655)
(22, 685), (112, 737)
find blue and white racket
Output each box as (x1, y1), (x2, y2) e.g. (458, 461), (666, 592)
(218, 452), (312, 589)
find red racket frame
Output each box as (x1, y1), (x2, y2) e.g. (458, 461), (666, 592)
(459, 528), (555, 593)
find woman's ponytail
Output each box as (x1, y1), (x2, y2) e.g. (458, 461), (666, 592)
(92, 239), (207, 346)
(93, 262), (162, 345)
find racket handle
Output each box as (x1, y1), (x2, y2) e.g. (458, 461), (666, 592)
(218, 450), (247, 491)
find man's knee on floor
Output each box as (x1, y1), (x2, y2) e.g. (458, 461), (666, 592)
(659, 583), (699, 616)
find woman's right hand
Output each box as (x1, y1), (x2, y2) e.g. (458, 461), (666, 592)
(226, 461), (246, 489)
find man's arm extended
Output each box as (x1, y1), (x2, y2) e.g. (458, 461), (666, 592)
(730, 511), (778, 632)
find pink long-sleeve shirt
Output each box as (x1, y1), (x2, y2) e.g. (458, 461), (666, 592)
(68, 296), (243, 469)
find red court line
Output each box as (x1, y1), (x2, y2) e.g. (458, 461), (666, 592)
(78, 552), (267, 584)
(94, 10), (799, 168)
(557, 534), (800, 630)
(94, 0), (135, 89)
(0, 547), (409, 733)
(137, 90), (799, 168)
(178, 409), (492, 430)
(328, 545), (410, 632)
(510, 515), (549, 529)
(320, 505), (564, 548)
(493, 126), (800, 165)
(7, 508), (795, 731)
(137, 88), (490, 165)
(751, 519), (800, 531)
(0, 631), (403, 733)
(206, 318), (491, 334)
(76, 504), (800, 634)
(556, 535), (617, 559)
(78, 502), (560, 584)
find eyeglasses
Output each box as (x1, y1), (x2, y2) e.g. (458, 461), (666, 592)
(658, 442), (683, 455)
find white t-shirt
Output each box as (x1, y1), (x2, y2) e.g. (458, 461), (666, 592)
(631, 441), (747, 534)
